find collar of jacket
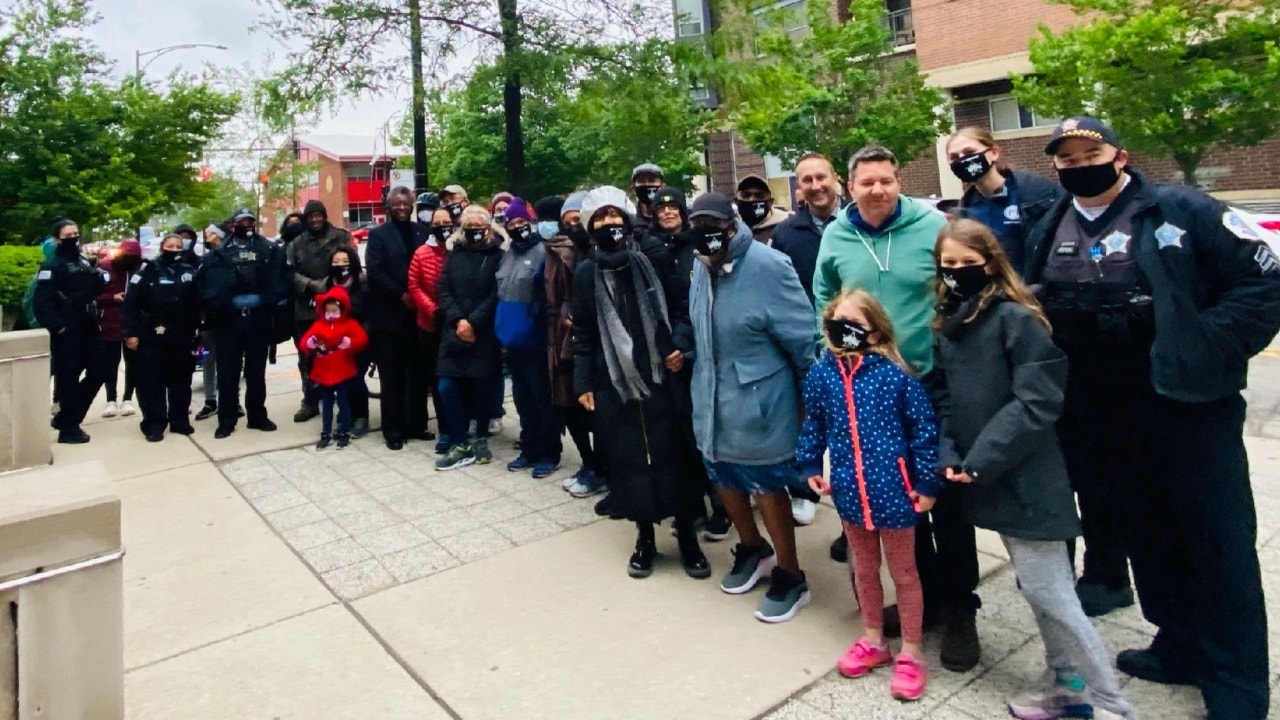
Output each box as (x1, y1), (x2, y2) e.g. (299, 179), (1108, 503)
(793, 201), (843, 231)
(1026, 168), (1156, 282)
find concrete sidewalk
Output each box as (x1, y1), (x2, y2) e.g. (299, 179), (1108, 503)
(47, 347), (1280, 719)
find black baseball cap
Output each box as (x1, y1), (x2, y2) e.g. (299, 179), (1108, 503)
(687, 193), (735, 221)
(1044, 117), (1122, 155)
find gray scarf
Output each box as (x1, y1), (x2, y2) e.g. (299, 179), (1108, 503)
(593, 244), (671, 402)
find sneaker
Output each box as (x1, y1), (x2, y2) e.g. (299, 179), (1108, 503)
(294, 402), (319, 422)
(563, 467), (587, 491)
(720, 542), (777, 595)
(940, 612), (981, 672)
(434, 438), (451, 455)
(830, 532), (849, 563)
(488, 418), (503, 434)
(102, 401), (118, 418)
(1076, 581), (1135, 617)
(351, 418), (369, 439)
(791, 497), (817, 525)
(336, 433), (350, 449)
(120, 401), (137, 417)
(532, 459), (561, 479)
(1008, 673), (1094, 720)
(435, 444), (476, 471)
(702, 509), (732, 542)
(889, 654), (928, 702)
(836, 638), (893, 678)
(195, 402), (218, 421)
(472, 436), (492, 464)
(507, 455), (536, 472)
(754, 567), (811, 623)
(316, 434), (332, 450)
(568, 470), (607, 498)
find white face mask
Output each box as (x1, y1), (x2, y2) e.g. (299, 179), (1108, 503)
(324, 311), (340, 321)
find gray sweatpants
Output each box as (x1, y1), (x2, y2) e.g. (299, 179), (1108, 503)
(1003, 536), (1133, 718)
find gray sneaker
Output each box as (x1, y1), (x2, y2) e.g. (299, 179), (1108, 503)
(754, 567), (811, 623)
(472, 436), (492, 464)
(720, 542), (777, 595)
(435, 444), (475, 471)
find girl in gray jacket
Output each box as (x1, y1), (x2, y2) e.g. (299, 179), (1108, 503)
(932, 219), (1133, 720)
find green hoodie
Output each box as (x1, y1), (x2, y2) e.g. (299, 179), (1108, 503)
(813, 196), (946, 373)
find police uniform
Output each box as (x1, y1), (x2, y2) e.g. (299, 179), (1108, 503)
(33, 244), (107, 440)
(195, 229), (289, 434)
(1027, 161), (1280, 718)
(122, 255), (200, 438)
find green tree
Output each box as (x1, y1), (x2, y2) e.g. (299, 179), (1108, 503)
(0, 0), (236, 245)
(703, 0), (951, 167)
(1014, 0), (1280, 187)
(425, 41), (713, 200)
(175, 176), (260, 230)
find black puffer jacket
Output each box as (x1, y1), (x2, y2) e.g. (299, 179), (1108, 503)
(931, 296), (1079, 541)
(436, 233), (503, 378)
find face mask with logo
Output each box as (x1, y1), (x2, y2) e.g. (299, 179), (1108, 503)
(330, 266), (352, 283)
(635, 186), (659, 206)
(324, 310), (340, 321)
(447, 203), (464, 222)
(493, 213), (507, 226)
(511, 224), (535, 247)
(949, 151), (992, 183)
(1057, 162), (1121, 199)
(464, 228), (488, 245)
(233, 225), (254, 240)
(160, 249), (182, 264)
(430, 226), (452, 245)
(694, 227), (729, 257)
(592, 224), (627, 252)
(824, 318), (871, 351)
(735, 199), (769, 224)
(537, 221), (559, 240)
(939, 263), (992, 299)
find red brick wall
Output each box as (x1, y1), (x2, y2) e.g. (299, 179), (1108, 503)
(901, 155), (942, 198)
(913, 0), (1080, 71)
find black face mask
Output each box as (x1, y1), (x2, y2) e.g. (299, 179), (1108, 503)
(939, 263), (991, 299)
(736, 199), (770, 225)
(330, 265), (353, 283)
(430, 226), (453, 245)
(694, 227), (729, 257)
(160, 249), (182, 264)
(824, 318), (871, 351)
(511, 224), (535, 247)
(949, 151), (992, 184)
(566, 224), (591, 250)
(447, 203), (464, 221)
(58, 236), (81, 258)
(635, 186), (659, 206)
(1057, 162), (1121, 199)
(493, 212), (507, 225)
(592, 224), (627, 252)
(115, 255), (142, 274)
(233, 225), (254, 240)
(281, 223), (304, 243)
(464, 228), (488, 245)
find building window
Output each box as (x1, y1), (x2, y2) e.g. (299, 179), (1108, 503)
(348, 206), (375, 225)
(989, 96), (1060, 132)
(883, 0), (914, 48)
(753, 0), (809, 41)
(674, 0), (705, 37)
(346, 163), (373, 181)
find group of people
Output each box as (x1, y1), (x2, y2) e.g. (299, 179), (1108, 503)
(34, 115), (1276, 720)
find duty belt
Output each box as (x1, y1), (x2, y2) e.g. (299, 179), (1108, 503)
(1039, 282), (1151, 314)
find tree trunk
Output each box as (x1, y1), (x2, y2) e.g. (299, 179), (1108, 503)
(1174, 152), (1202, 189)
(409, 0), (430, 193)
(498, 0), (524, 195)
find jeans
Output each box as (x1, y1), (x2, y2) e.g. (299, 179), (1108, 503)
(320, 382), (351, 437)
(438, 376), (498, 447)
(506, 347), (559, 462)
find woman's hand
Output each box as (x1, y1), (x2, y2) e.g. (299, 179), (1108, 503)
(578, 392), (595, 412)
(807, 475), (830, 496)
(910, 492), (936, 513)
(944, 467), (974, 484)
(664, 350), (683, 373)
(125, 337), (138, 351)
(456, 319), (475, 343)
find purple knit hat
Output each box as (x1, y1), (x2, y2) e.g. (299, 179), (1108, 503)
(503, 197), (535, 223)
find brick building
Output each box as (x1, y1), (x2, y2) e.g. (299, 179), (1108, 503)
(677, 0), (1280, 209)
(260, 135), (409, 236)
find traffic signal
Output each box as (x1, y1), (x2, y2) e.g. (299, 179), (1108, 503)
(260, 173), (270, 186)
(199, 166), (213, 181)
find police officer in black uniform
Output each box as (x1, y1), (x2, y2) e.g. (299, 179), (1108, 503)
(196, 208), (289, 439)
(1026, 117), (1280, 720)
(33, 218), (108, 444)
(123, 233), (201, 442)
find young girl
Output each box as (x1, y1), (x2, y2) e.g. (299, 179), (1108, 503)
(299, 287), (368, 449)
(797, 289), (942, 702)
(932, 219), (1134, 720)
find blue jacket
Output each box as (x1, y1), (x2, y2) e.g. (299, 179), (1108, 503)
(494, 241), (547, 349)
(797, 351), (943, 530)
(690, 222), (817, 465)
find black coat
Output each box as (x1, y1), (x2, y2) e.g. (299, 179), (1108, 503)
(931, 298), (1080, 541)
(772, 204), (839, 306)
(436, 237), (503, 378)
(193, 234), (288, 324)
(958, 169), (1063, 276)
(1026, 170), (1280, 402)
(122, 258), (200, 340)
(364, 220), (427, 331)
(32, 254), (105, 334)
(571, 234), (698, 523)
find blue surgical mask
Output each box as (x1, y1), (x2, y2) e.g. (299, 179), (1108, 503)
(537, 221), (559, 240)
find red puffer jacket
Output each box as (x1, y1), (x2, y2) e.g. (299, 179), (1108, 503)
(408, 241), (447, 332)
(298, 287), (369, 387)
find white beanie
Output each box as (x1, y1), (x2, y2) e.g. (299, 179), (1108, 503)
(579, 186), (637, 228)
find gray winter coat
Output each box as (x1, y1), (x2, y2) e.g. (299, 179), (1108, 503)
(932, 296), (1080, 541)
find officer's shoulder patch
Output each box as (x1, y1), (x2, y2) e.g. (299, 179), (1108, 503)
(1154, 222), (1185, 249)
(36, 270), (52, 280)
(1255, 245), (1279, 275)
(1223, 211), (1261, 241)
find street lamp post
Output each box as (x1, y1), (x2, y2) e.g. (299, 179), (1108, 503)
(135, 44), (229, 75)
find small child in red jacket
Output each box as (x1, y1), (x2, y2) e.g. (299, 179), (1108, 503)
(299, 287), (368, 448)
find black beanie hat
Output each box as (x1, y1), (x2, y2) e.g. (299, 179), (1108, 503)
(652, 186), (689, 220)
(303, 199), (327, 219)
(534, 196), (565, 222)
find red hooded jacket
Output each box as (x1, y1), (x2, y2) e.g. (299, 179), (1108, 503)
(298, 287), (369, 387)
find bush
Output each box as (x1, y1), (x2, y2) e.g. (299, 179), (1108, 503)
(0, 245), (45, 330)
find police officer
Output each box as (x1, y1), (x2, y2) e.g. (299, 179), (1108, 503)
(1026, 117), (1280, 720)
(122, 234), (200, 441)
(33, 218), (107, 444)
(196, 208), (289, 439)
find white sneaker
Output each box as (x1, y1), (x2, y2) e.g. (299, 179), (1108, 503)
(488, 418), (503, 434)
(120, 401), (137, 417)
(102, 401), (118, 418)
(791, 497), (817, 525)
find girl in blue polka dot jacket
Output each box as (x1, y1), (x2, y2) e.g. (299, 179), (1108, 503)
(797, 288), (943, 703)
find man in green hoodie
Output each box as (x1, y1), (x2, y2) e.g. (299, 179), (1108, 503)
(813, 145), (984, 673)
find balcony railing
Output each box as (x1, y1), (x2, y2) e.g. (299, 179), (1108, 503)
(884, 7), (914, 48)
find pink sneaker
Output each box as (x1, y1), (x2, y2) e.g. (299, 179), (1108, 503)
(889, 654), (928, 702)
(836, 638), (892, 678)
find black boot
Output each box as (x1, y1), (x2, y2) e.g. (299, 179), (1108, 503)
(316, 434), (332, 450)
(676, 522), (711, 579)
(628, 522), (657, 578)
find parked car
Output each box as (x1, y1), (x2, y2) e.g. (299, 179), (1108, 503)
(349, 221), (374, 245)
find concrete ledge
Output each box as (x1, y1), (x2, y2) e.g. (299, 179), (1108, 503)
(0, 462), (119, 580)
(0, 329), (51, 473)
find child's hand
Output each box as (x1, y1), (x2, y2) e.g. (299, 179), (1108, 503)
(944, 467), (974, 484)
(807, 475), (830, 496)
(304, 336), (319, 350)
(338, 336), (352, 350)
(910, 492), (935, 513)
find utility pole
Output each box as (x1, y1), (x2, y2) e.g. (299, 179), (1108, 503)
(409, 0), (430, 194)
(498, 0), (523, 195)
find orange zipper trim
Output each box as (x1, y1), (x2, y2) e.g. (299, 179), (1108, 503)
(837, 356), (875, 531)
